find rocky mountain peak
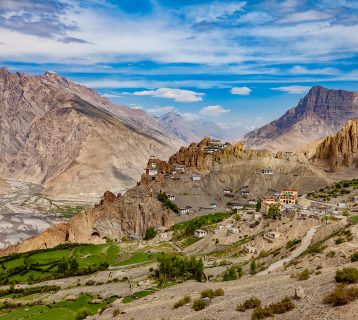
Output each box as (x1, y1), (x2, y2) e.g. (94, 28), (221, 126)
(312, 119), (358, 170)
(241, 86), (358, 151)
(0, 67), (10, 78)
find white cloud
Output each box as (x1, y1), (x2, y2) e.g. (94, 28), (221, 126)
(101, 92), (122, 98)
(147, 106), (176, 114)
(289, 65), (338, 75)
(199, 105), (231, 116)
(133, 88), (204, 102)
(183, 1), (246, 23)
(180, 112), (200, 121)
(279, 10), (332, 23)
(230, 86), (252, 95)
(271, 85), (311, 94)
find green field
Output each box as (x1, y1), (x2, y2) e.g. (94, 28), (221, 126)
(0, 294), (116, 320)
(0, 243), (119, 284)
(117, 252), (161, 266)
(172, 212), (231, 233)
(350, 216), (358, 222)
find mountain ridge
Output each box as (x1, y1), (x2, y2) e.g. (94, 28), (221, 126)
(241, 86), (358, 151)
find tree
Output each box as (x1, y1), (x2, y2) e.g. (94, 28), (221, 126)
(256, 199), (262, 212)
(267, 206), (280, 219)
(250, 260), (257, 275)
(69, 257), (79, 274)
(144, 227), (157, 240)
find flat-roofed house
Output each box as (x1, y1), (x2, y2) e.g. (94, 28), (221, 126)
(194, 229), (207, 238)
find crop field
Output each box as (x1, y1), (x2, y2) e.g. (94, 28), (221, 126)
(0, 294), (116, 320)
(0, 243), (119, 284)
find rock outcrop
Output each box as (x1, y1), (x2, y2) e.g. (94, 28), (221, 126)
(312, 120), (358, 170)
(0, 68), (182, 199)
(241, 86), (358, 151)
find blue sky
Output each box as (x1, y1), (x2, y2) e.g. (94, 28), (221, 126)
(1, 0), (358, 136)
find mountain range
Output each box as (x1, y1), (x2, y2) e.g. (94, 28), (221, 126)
(241, 86), (358, 151)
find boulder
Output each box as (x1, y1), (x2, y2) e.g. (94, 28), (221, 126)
(295, 286), (305, 299)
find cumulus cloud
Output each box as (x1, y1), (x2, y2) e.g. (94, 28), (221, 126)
(180, 112), (200, 121)
(133, 88), (204, 102)
(147, 106), (176, 114)
(279, 10), (332, 23)
(271, 85), (311, 94)
(230, 86), (252, 95)
(199, 105), (231, 116)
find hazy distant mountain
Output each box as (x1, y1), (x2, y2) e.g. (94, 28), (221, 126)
(0, 68), (182, 200)
(157, 111), (226, 143)
(241, 86), (358, 151)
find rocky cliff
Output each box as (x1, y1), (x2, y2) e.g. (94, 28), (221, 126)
(0, 68), (182, 199)
(312, 120), (358, 170)
(241, 86), (358, 151)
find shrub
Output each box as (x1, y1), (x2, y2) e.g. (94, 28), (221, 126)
(324, 284), (358, 306)
(237, 297), (261, 312)
(75, 308), (90, 320)
(251, 306), (273, 319)
(223, 266), (238, 281)
(144, 227), (157, 240)
(173, 295), (191, 309)
(251, 297), (294, 319)
(351, 252), (358, 262)
(335, 267), (358, 284)
(214, 288), (225, 296)
(192, 299), (206, 311)
(85, 280), (95, 286)
(335, 237), (345, 245)
(200, 289), (215, 299)
(270, 297), (295, 314)
(112, 308), (121, 317)
(250, 260), (257, 275)
(326, 251), (336, 258)
(297, 269), (310, 281)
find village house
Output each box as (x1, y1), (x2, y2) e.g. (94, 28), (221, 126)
(209, 139), (221, 146)
(174, 164), (185, 173)
(179, 206), (191, 215)
(279, 190), (298, 204)
(352, 196), (358, 203)
(205, 147), (217, 154)
(158, 232), (173, 242)
(194, 229), (208, 238)
(210, 202), (217, 209)
(167, 194), (176, 201)
(227, 227), (240, 235)
(145, 167), (158, 177)
(191, 175), (201, 181)
(230, 203), (244, 210)
(223, 187), (233, 195)
(261, 197), (281, 214)
(241, 189), (251, 197)
(248, 199), (258, 205)
(244, 245), (258, 254)
(261, 167), (274, 175)
(264, 231), (281, 242)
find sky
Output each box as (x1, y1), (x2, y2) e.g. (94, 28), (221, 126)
(0, 0), (358, 137)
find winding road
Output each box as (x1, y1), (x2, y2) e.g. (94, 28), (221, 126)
(259, 225), (319, 275)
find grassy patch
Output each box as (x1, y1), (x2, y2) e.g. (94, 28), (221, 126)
(0, 294), (116, 320)
(122, 287), (158, 303)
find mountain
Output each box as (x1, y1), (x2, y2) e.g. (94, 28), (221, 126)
(312, 119), (358, 170)
(0, 68), (182, 200)
(241, 86), (358, 151)
(156, 111), (225, 143)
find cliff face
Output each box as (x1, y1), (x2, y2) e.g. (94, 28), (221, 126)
(241, 86), (358, 151)
(312, 120), (358, 170)
(0, 68), (181, 199)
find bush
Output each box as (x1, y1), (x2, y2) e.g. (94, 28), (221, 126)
(324, 284), (358, 306)
(251, 297), (294, 319)
(192, 299), (206, 311)
(75, 308), (90, 320)
(351, 252), (358, 262)
(200, 289), (215, 299)
(144, 227), (157, 240)
(173, 295), (191, 308)
(214, 288), (225, 296)
(335, 267), (358, 284)
(223, 266), (238, 281)
(251, 306), (273, 319)
(326, 251), (336, 258)
(237, 297), (261, 312)
(270, 297), (295, 314)
(112, 308), (121, 317)
(297, 269), (310, 281)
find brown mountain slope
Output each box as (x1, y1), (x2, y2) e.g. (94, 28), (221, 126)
(311, 119), (358, 170)
(0, 68), (181, 200)
(241, 86), (358, 151)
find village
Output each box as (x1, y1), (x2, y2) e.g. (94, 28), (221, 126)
(142, 139), (358, 254)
